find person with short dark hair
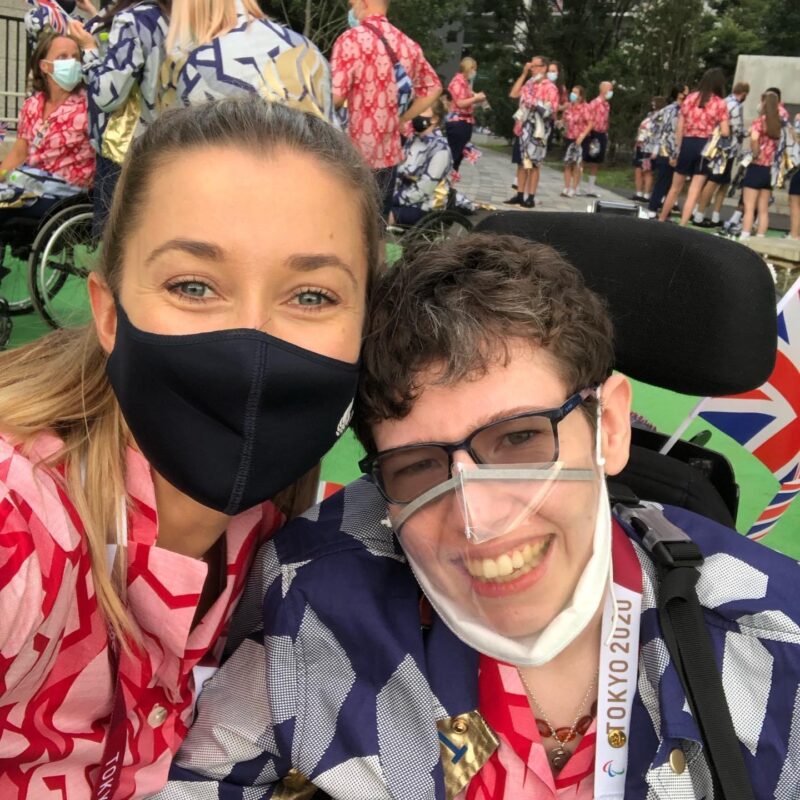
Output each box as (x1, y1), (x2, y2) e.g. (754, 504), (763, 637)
(646, 83), (688, 217)
(161, 232), (800, 800)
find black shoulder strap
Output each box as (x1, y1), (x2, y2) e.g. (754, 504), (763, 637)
(360, 21), (401, 67)
(615, 502), (755, 800)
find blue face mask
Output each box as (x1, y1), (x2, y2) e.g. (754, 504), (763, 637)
(347, 8), (359, 27)
(48, 58), (83, 91)
(605, 90), (614, 100)
(547, 71), (558, 82)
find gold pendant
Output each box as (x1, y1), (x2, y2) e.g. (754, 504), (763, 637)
(550, 746), (570, 771)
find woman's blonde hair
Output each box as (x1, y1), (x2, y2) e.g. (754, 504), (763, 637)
(0, 97), (382, 650)
(460, 57), (477, 75)
(167, 0), (264, 51)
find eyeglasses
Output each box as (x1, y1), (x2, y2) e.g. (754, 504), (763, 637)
(360, 388), (595, 505)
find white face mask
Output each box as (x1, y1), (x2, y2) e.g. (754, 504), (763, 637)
(605, 90), (614, 100)
(390, 398), (612, 667)
(46, 58), (83, 91)
(547, 71), (558, 82)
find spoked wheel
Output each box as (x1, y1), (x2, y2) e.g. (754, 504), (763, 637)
(402, 210), (473, 248)
(0, 229), (36, 314)
(28, 205), (98, 329)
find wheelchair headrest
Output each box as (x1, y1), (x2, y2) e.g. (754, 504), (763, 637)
(474, 211), (777, 396)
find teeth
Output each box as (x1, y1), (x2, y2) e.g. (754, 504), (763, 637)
(465, 538), (552, 583)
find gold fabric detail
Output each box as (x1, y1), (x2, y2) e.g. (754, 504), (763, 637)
(158, 52), (188, 112)
(260, 47), (328, 120)
(272, 768), (319, 799)
(669, 747), (687, 775)
(432, 179), (450, 211)
(101, 84), (142, 165)
(437, 710), (499, 800)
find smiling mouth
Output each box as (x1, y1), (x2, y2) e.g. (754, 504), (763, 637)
(464, 536), (554, 584)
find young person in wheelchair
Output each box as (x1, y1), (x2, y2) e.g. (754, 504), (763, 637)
(389, 97), (475, 228)
(161, 233), (799, 799)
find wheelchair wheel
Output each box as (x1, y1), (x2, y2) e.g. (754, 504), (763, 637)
(401, 210), (473, 248)
(0, 240), (36, 315)
(28, 204), (97, 329)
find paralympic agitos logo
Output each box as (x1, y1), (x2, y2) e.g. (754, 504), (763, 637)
(602, 760), (626, 777)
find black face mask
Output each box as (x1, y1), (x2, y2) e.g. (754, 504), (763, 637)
(412, 116), (433, 133)
(106, 304), (359, 515)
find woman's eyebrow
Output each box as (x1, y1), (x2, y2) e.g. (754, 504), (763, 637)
(146, 238), (224, 265)
(286, 253), (358, 288)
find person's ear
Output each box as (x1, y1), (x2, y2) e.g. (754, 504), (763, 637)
(88, 272), (117, 354)
(598, 374), (632, 476)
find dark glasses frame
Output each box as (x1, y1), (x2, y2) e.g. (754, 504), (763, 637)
(360, 387), (596, 504)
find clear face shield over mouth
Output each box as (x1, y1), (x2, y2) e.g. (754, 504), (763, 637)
(373, 388), (613, 667)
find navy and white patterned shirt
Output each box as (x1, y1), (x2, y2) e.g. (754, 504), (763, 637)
(160, 1), (333, 123)
(80, 1), (169, 152)
(651, 101), (681, 160)
(394, 129), (452, 212)
(156, 478), (800, 800)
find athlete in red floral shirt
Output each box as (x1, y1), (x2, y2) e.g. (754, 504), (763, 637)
(331, 0), (441, 216)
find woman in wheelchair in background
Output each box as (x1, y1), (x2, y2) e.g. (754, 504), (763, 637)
(0, 30), (94, 255)
(389, 97), (475, 227)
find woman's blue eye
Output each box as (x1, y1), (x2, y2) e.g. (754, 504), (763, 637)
(168, 281), (213, 299)
(295, 290), (332, 306)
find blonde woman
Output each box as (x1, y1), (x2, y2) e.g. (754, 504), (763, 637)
(446, 56), (486, 171)
(161, 0), (333, 122)
(0, 97), (379, 799)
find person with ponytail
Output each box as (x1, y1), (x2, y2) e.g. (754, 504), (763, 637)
(0, 97), (380, 799)
(740, 90), (784, 240)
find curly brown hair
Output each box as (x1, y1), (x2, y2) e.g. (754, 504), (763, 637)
(30, 31), (82, 97)
(354, 233), (615, 453)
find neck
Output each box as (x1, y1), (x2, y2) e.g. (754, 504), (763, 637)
(151, 469), (230, 558)
(46, 85), (71, 108)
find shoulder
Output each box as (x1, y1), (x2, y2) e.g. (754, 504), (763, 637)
(21, 92), (44, 116)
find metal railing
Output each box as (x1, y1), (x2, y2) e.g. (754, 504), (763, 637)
(0, 14), (29, 130)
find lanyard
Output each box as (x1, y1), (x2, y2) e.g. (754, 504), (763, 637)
(594, 529), (643, 800)
(90, 506), (130, 800)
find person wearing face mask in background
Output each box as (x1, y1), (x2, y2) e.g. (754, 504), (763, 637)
(506, 55), (559, 209)
(578, 80), (614, 197)
(561, 85), (590, 197)
(446, 57), (487, 173)
(159, 232), (800, 799)
(0, 97), (380, 799)
(547, 60), (568, 129)
(0, 31), (93, 228)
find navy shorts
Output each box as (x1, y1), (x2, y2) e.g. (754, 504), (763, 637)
(632, 147), (651, 168)
(675, 136), (709, 177)
(789, 170), (800, 197)
(708, 159), (733, 186)
(391, 205), (426, 226)
(742, 164), (771, 191)
(582, 131), (607, 164)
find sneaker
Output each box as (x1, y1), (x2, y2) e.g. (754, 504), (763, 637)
(560, 189), (570, 197)
(691, 218), (714, 228)
(584, 191), (599, 198)
(523, 196), (536, 209)
(504, 194), (524, 206)
(630, 194), (644, 202)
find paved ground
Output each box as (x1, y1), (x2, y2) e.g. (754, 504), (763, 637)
(455, 142), (621, 213)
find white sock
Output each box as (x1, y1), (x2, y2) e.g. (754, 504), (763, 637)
(523, 193), (530, 201)
(693, 212), (704, 223)
(729, 210), (743, 225)
(740, 231), (751, 239)
(588, 175), (597, 188)
(711, 211), (720, 223)
(635, 192), (643, 198)
(567, 188), (575, 196)
(643, 192), (650, 200)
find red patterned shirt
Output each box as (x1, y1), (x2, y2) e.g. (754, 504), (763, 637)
(751, 116), (780, 167)
(563, 102), (591, 141)
(449, 72), (475, 124)
(17, 90), (95, 189)
(460, 657), (595, 800)
(331, 14), (440, 169)
(520, 77), (560, 116)
(587, 96), (610, 133)
(680, 92), (728, 138)
(0, 433), (283, 799)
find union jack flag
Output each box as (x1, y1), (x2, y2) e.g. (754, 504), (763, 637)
(695, 277), (800, 539)
(315, 480), (344, 504)
(462, 143), (482, 165)
(27, 0), (70, 34)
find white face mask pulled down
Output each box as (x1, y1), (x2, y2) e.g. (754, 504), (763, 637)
(389, 402), (612, 668)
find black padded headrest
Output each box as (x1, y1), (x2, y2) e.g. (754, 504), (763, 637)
(474, 211), (777, 396)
